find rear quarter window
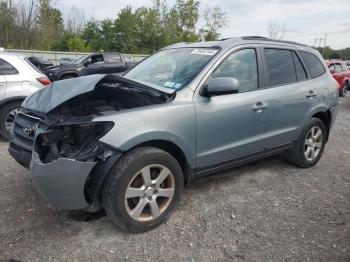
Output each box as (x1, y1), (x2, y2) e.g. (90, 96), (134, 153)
(299, 51), (326, 78)
(0, 58), (19, 75)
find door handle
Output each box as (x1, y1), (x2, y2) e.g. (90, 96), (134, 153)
(252, 101), (268, 112)
(306, 90), (317, 98)
(0, 83), (4, 86)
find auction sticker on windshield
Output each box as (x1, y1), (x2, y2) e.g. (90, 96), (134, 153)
(191, 49), (218, 56)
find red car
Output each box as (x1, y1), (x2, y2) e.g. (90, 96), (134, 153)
(325, 59), (350, 97)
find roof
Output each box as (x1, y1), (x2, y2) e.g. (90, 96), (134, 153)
(164, 36), (311, 52)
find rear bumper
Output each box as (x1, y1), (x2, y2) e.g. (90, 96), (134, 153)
(30, 151), (97, 210)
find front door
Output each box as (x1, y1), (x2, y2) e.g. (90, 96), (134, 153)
(195, 48), (271, 172)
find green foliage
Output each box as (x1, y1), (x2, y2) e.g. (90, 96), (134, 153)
(316, 46), (350, 60)
(0, 0), (227, 53)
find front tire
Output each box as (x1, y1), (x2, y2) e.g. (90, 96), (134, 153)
(286, 118), (326, 168)
(0, 101), (22, 140)
(102, 147), (184, 233)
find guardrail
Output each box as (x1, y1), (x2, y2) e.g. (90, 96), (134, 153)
(4, 49), (148, 65)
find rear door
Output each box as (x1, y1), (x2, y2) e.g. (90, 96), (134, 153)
(103, 54), (126, 74)
(260, 47), (314, 146)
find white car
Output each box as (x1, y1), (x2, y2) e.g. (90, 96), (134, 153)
(0, 52), (51, 139)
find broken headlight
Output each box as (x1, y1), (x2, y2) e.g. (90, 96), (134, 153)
(35, 121), (114, 163)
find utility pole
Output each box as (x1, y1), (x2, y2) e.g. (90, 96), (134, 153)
(322, 33), (328, 57)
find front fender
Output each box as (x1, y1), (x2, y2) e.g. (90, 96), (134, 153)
(93, 103), (196, 169)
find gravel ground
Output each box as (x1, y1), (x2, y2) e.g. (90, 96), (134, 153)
(0, 97), (349, 262)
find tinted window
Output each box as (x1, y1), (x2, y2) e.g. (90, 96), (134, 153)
(212, 49), (258, 93)
(335, 63), (342, 73)
(300, 51), (326, 78)
(0, 58), (18, 75)
(104, 54), (122, 63)
(292, 52), (307, 81)
(264, 49), (296, 86)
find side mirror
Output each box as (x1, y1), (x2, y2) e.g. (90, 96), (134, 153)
(329, 69), (335, 74)
(201, 77), (239, 97)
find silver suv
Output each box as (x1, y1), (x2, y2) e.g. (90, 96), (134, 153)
(0, 52), (50, 139)
(9, 37), (338, 232)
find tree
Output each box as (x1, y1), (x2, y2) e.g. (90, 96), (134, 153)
(66, 5), (86, 35)
(199, 5), (227, 41)
(67, 36), (86, 52)
(36, 0), (64, 50)
(266, 21), (286, 40)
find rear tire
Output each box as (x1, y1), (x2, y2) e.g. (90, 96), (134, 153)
(286, 118), (326, 168)
(0, 101), (22, 140)
(102, 146), (184, 233)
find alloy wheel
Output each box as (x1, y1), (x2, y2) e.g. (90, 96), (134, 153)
(304, 126), (323, 161)
(124, 164), (175, 222)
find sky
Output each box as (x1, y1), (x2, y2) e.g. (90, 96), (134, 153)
(57, 0), (350, 49)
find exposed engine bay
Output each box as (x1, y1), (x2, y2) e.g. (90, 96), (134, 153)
(24, 74), (176, 164)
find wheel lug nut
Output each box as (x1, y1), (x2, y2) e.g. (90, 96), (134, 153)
(148, 197), (152, 201)
(154, 190), (158, 194)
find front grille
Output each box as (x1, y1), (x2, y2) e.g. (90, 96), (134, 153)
(13, 112), (42, 149)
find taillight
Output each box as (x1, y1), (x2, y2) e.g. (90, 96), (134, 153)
(36, 77), (51, 86)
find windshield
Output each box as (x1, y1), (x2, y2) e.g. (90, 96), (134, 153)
(73, 55), (90, 64)
(124, 47), (219, 90)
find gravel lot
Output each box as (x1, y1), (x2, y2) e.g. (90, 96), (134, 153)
(0, 97), (349, 262)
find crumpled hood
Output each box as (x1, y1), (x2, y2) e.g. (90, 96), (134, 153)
(22, 74), (175, 114)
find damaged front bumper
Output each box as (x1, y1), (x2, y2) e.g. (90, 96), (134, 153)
(31, 151), (96, 209)
(21, 118), (120, 210)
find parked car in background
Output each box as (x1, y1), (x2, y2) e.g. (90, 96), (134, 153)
(44, 52), (137, 81)
(0, 52), (50, 139)
(27, 56), (53, 71)
(59, 57), (75, 65)
(346, 60), (350, 69)
(9, 37), (338, 233)
(326, 59), (350, 97)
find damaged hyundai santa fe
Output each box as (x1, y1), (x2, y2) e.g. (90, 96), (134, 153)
(9, 36), (338, 233)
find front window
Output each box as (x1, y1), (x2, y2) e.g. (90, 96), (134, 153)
(73, 55), (90, 64)
(124, 47), (219, 90)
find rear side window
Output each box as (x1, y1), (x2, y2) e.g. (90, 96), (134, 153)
(264, 49), (296, 86)
(299, 51), (326, 78)
(0, 58), (18, 75)
(104, 54), (122, 63)
(292, 52), (307, 81)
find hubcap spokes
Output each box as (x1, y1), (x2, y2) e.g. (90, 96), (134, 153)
(125, 164), (175, 222)
(304, 126), (323, 161)
(5, 109), (19, 132)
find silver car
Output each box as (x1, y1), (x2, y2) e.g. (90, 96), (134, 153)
(0, 52), (50, 139)
(9, 37), (338, 232)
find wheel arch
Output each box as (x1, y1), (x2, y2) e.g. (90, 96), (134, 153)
(132, 139), (192, 184)
(0, 96), (26, 111)
(58, 71), (80, 79)
(312, 110), (332, 142)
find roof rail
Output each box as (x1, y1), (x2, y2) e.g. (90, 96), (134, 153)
(240, 36), (307, 47)
(241, 36), (270, 40)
